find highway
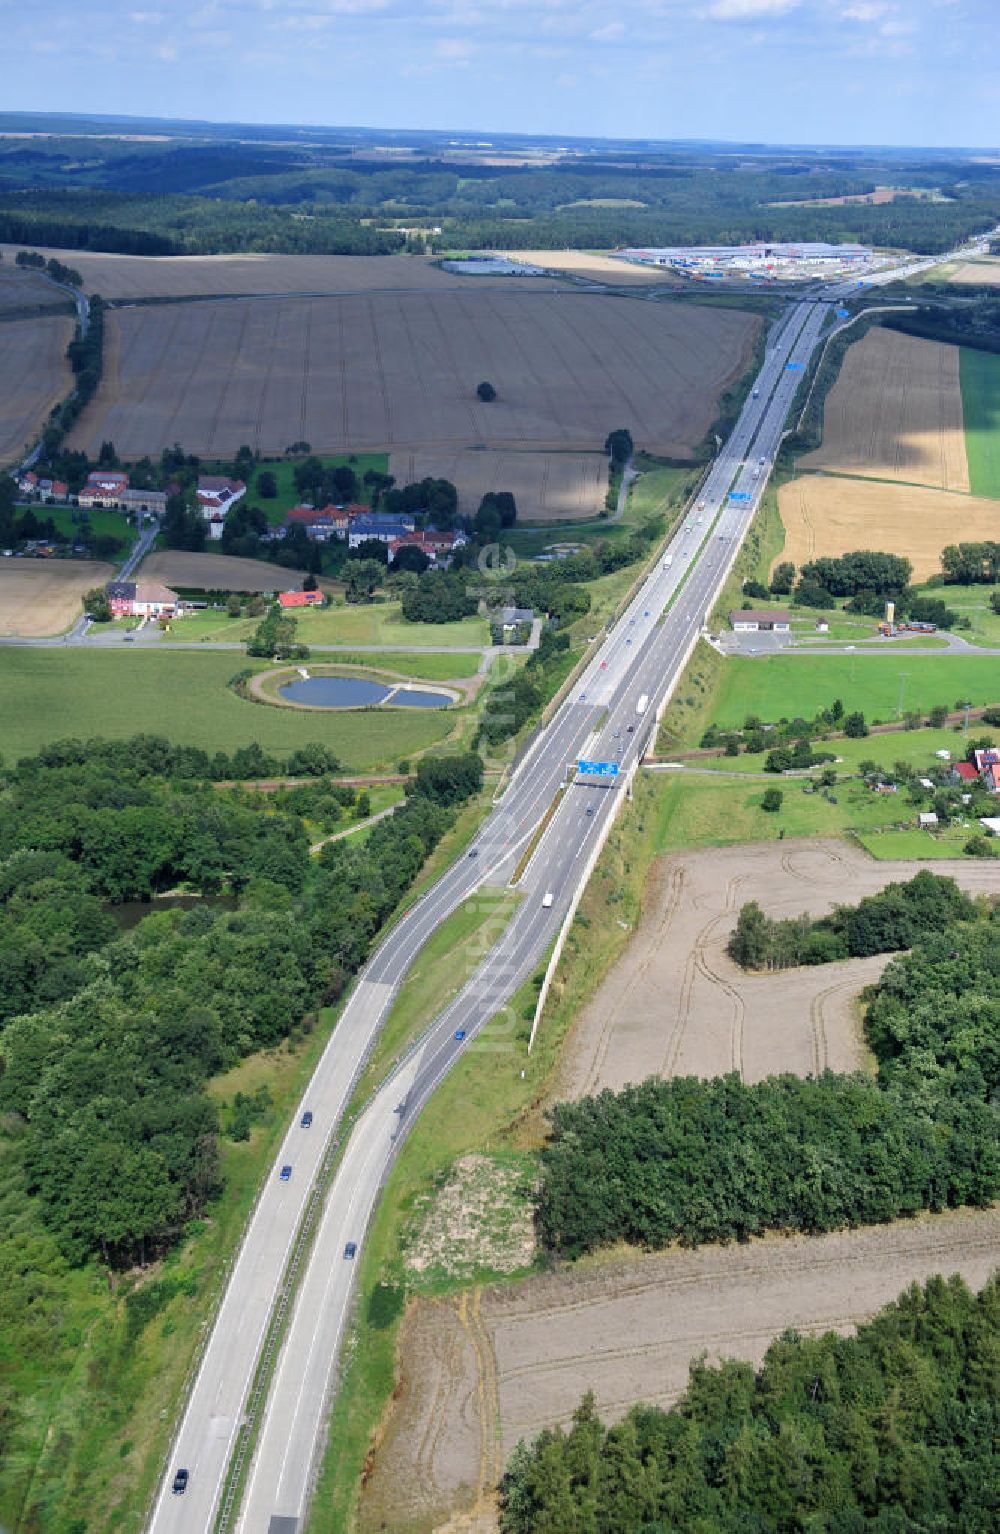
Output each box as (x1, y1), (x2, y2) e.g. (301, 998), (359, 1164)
(147, 252), (949, 1533)
(145, 290), (824, 1534)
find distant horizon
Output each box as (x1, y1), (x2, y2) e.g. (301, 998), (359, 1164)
(1, 109), (996, 159)
(9, 1), (998, 151)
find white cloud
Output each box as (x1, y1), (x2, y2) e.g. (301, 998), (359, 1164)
(590, 20), (625, 40)
(129, 10), (164, 22)
(435, 35), (475, 60)
(840, 2), (889, 19)
(704, 0), (800, 17)
(155, 42), (179, 60)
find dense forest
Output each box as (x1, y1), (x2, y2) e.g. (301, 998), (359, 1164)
(0, 740), (483, 1266)
(536, 900), (999, 1257)
(501, 1273), (1000, 1533)
(0, 132), (997, 255)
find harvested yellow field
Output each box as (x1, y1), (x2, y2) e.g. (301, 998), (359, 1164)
(777, 474), (1000, 582)
(801, 327), (969, 491)
(69, 291), (757, 461)
(934, 258), (1000, 286)
(389, 447), (608, 521)
(0, 247), (558, 301)
(0, 264), (74, 318)
(137, 550), (313, 591)
(0, 560), (114, 636)
(0, 313), (75, 465)
(498, 249), (678, 284)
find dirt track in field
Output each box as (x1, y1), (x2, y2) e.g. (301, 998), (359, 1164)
(137, 550), (313, 591)
(555, 839), (1000, 1100)
(800, 328), (969, 492)
(0, 313), (75, 465)
(361, 1210), (1000, 1534)
(0, 247), (561, 301)
(66, 291), (758, 461)
(0, 560), (114, 635)
(389, 446), (608, 522)
(776, 473), (1000, 583)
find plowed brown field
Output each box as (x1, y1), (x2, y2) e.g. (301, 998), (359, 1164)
(137, 550), (313, 591)
(389, 447), (608, 521)
(0, 312), (75, 465)
(66, 291), (758, 461)
(361, 1211), (1000, 1534)
(776, 473), (1000, 582)
(800, 328), (969, 491)
(938, 258), (1000, 286)
(557, 839), (1000, 1098)
(0, 264), (73, 318)
(0, 247), (560, 300)
(0, 560), (115, 636)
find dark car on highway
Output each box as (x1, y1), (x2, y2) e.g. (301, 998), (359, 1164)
(279, 1164), (292, 1181)
(344, 1242), (357, 1259)
(172, 1469), (189, 1496)
(300, 1110), (313, 1128)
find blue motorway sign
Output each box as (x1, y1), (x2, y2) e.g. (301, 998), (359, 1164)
(578, 760), (619, 778)
(836, 308), (850, 318)
(786, 361), (805, 371)
(729, 490), (752, 503)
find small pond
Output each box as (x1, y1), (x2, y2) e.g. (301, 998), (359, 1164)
(110, 894), (239, 930)
(279, 676), (452, 709)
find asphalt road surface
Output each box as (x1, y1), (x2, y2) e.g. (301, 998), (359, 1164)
(146, 256), (960, 1534)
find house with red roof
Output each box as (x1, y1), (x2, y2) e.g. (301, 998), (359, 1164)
(282, 504), (349, 541)
(973, 749), (1000, 793)
(79, 470), (130, 509)
(388, 528), (466, 567)
(278, 589), (323, 609)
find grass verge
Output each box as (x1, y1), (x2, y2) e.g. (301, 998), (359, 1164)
(959, 346), (1000, 498)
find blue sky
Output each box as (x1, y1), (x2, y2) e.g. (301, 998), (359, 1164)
(8, 0), (998, 148)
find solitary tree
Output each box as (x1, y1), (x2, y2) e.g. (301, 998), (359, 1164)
(761, 787), (784, 813)
(257, 470), (278, 499)
(604, 428), (634, 465)
(843, 711), (869, 738)
(476, 381), (497, 402)
(770, 561), (795, 596)
(82, 587), (111, 622)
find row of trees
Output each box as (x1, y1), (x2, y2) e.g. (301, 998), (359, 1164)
(14, 249), (82, 286)
(536, 902), (998, 1258)
(500, 1274), (999, 1533)
(726, 870), (974, 971)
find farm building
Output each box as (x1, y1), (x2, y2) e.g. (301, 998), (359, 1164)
(283, 505), (349, 541)
(388, 528), (466, 566)
(79, 470), (129, 509)
(119, 487), (167, 516)
(917, 812), (939, 829)
(952, 762), (979, 785)
(106, 579), (180, 618)
(278, 589), (323, 609)
(347, 514), (415, 549)
(196, 476), (246, 539)
(729, 609), (791, 633)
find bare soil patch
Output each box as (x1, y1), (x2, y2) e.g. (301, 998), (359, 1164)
(404, 1156), (537, 1286)
(800, 328), (969, 491)
(389, 447), (608, 522)
(556, 839), (1000, 1099)
(0, 559), (114, 636)
(66, 292), (759, 461)
(0, 248), (560, 301)
(363, 1209), (1000, 1534)
(0, 313), (75, 465)
(776, 473), (999, 583)
(137, 550), (313, 591)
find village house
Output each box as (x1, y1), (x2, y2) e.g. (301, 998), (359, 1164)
(347, 513), (415, 549)
(78, 470), (130, 509)
(196, 476), (246, 540)
(119, 486), (168, 516)
(282, 504), (349, 541)
(277, 589), (324, 610)
(387, 528), (466, 566)
(106, 579), (180, 618)
(972, 748), (1000, 794)
(17, 470), (69, 501)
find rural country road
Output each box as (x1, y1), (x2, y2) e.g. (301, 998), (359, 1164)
(147, 238), (988, 1534)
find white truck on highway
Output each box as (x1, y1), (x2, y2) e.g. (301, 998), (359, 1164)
(636, 694), (649, 716)
(662, 553), (674, 570)
(542, 891), (554, 908)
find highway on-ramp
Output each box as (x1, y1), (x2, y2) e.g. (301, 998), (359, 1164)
(147, 291), (839, 1534)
